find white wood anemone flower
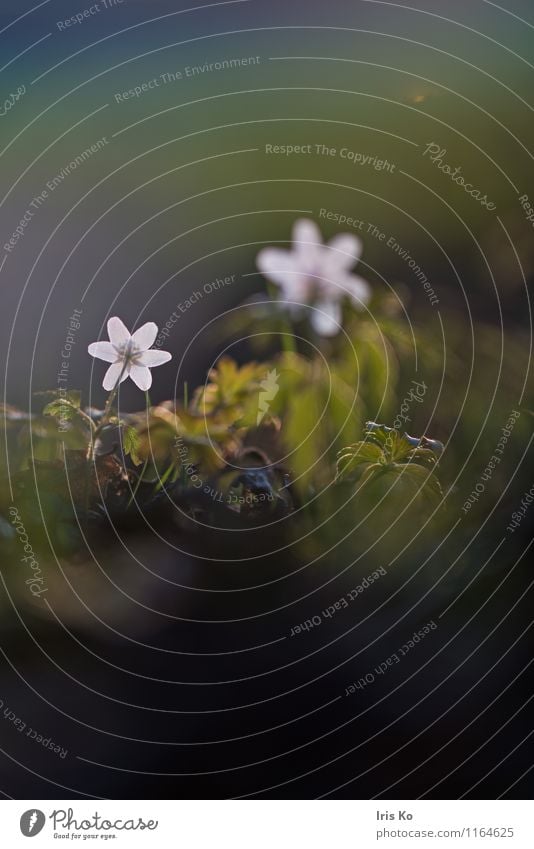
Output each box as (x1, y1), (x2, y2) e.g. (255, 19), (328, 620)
(257, 218), (371, 336)
(88, 317), (172, 391)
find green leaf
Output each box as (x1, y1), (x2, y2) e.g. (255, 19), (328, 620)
(336, 442), (384, 480)
(43, 397), (78, 422)
(42, 392), (92, 436)
(122, 426), (142, 466)
(407, 447), (439, 468)
(400, 461), (443, 500)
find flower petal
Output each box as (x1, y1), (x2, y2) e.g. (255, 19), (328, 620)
(292, 219), (322, 252)
(292, 219), (326, 280)
(131, 321), (158, 351)
(102, 361), (130, 391)
(257, 248), (310, 300)
(342, 273), (372, 306)
(327, 233), (363, 268)
(257, 247), (294, 277)
(278, 276), (313, 304)
(137, 349), (172, 368)
(311, 299), (342, 337)
(129, 364), (152, 391)
(88, 341), (118, 363)
(107, 317), (131, 349)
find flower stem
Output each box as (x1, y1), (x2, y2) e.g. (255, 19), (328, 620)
(267, 281), (297, 355)
(101, 360), (129, 423)
(86, 360), (129, 461)
(84, 361), (130, 511)
(281, 324), (297, 355)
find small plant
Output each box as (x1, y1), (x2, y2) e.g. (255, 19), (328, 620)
(0, 220), (449, 564)
(336, 421), (443, 505)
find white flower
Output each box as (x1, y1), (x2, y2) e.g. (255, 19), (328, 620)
(257, 218), (371, 336)
(88, 317), (172, 391)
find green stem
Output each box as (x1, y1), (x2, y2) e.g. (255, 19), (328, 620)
(101, 361), (128, 423)
(84, 360), (130, 512)
(266, 281), (297, 355)
(127, 454), (150, 508)
(281, 322), (297, 355)
(153, 461), (176, 494)
(70, 404), (96, 435)
(86, 360), (129, 461)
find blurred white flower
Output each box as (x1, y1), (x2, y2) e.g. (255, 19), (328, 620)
(257, 218), (371, 336)
(88, 317), (171, 391)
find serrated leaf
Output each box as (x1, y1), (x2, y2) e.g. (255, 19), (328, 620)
(42, 392), (86, 430)
(401, 461), (443, 499)
(336, 442), (384, 480)
(122, 425), (142, 466)
(193, 357), (269, 417)
(43, 399), (77, 421)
